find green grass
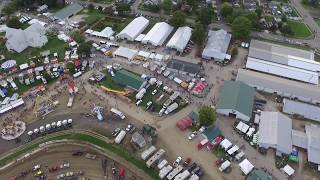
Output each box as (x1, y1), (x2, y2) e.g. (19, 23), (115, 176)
(129, 85), (163, 112)
(83, 9), (106, 26)
(92, 16), (133, 33)
(287, 20), (313, 39)
(0, 132), (160, 180)
(99, 72), (125, 91)
(0, 36), (67, 65)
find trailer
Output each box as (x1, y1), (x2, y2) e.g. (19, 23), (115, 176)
(159, 165), (173, 179)
(157, 159), (168, 170)
(114, 130), (126, 144)
(141, 146), (157, 160)
(73, 71), (82, 78)
(110, 108), (126, 119)
(136, 88), (147, 100)
(165, 102), (178, 115)
(188, 174), (199, 180)
(219, 160), (231, 172)
(166, 165), (183, 180)
(169, 91), (180, 101)
(174, 170), (190, 180)
(146, 149), (165, 168)
(67, 96), (74, 107)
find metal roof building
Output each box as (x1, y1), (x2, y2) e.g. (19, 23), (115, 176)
(202, 29), (231, 62)
(53, 3), (83, 20)
(246, 57), (319, 84)
(258, 112), (292, 155)
(117, 16), (149, 41)
(166, 59), (200, 76)
(249, 40), (318, 72)
(5, 23), (48, 53)
(283, 99), (320, 122)
(236, 69), (320, 104)
(166, 26), (192, 52)
(142, 22), (174, 46)
(216, 81), (255, 122)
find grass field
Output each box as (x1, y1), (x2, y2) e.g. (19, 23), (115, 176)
(92, 16), (133, 32)
(316, 18), (320, 27)
(83, 9), (106, 25)
(0, 36), (67, 65)
(287, 20), (313, 39)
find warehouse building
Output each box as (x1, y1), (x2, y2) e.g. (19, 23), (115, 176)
(246, 57), (319, 84)
(166, 59), (200, 77)
(283, 99), (320, 122)
(202, 29), (231, 62)
(258, 112), (292, 155)
(236, 69), (320, 105)
(166, 26), (192, 52)
(117, 16), (149, 41)
(142, 22), (174, 46)
(216, 81), (255, 122)
(53, 3), (83, 20)
(248, 40), (318, 72)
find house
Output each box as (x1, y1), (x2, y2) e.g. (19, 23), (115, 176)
(142, 22), (174, 46)
(202, 29), (231, 62)
(131, 132), (146, 148)
(166, 26), (192, 52)
(53, 3), (83, 20)
(5, 23), (48, 53)
(258, 112), (292, 155)
(117, 16), (149, 41)
(216, 81), (255, 122)
(201, 126), (221, 141)
(236, 69), (320, 105)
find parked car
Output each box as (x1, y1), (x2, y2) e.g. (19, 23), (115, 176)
(173, 156), (182, 167)
(126, 124), (135, 134)
(112, 128), (121, 137)
(198, 126), (206, 133)
(152, 89), (158, 95)
(215, 158), (224, 166)
(183, 158), (191, 167)
(187, 163), (197, 172)
(72, 151), (83, 156)
(188, 131), (197, 140)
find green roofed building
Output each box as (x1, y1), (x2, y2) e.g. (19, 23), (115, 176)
(217, 81), (255, 122)
(112, 69), (145, 91)
(247, 169), (272, 180)
(53, 3), (83, 20)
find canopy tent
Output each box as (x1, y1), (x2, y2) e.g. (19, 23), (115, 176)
(142, 22), (174, 46)
(114, 46), (138, 60)
(227, 145), (239, 155)
(246, 127), (255, 137)
(220, 139), (232, 150)
(135, 34), (145, 42)
(176, 116), (193, 130)
(1, 60), (16, 69)
(236, 121), (250, 133)
(282, 164), (295, 176)
(239, 159), (254, 175)
(137, 51), (151, 59)
(117, 16), (149, 41)
(166, 26), (192, 52)
(19, 63), (29, 70)
(155, 54), (164, 62)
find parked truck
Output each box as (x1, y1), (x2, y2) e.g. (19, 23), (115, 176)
(174, 170), (190, 180)
(110, 108), (126, 119)
(159, 165), (173, 179)
(141, 146), (157, 160)
(114, 130), (126, 144)
(165, 102), (178, 115)
(166, 165), (183, 180)
(136, 88), (146, 100)
(146, 149), (165, 168)
(219, 160), (231, 172)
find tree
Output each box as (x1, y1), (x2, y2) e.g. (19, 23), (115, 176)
(231, 16), (251, 40)
(116, 3), (131, 16)
(192, 23), (206, 45)
(161, 0), (173, 12)
(2, 4), (15, 17)
(7, 17), (23, 29)
(71, 31), (85, 44)
(88, 3), (94, 11)
(78, 42), (92, 57)
(220, 3), (233, 18)
(199, 106), (216, 126)
(280, 24), (294, 36)
(281, 15), (287, 22)
(302, 0), (309, 5)
(231, 47), (238, 56)
(144, 4), (160, 13)
(245, 12), (258, 28)
(197, 7), (214, 25)
(169, 11), (186, 27)
(255, 8), (262, 18)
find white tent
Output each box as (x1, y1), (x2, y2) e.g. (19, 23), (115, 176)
(239, 159), (254, 175)
(135, 34), (146, 42)
(220, 139), (232, 150)
(28, 19), (47, 27)
(227, 145), (239, 155)
(137, 51), (150, 59)
(114, 46), (138, 60)
(89, 27), (114, 39)
(236, 121), (250, 133)
(166, 26), (192, 52)
(246, 127), (255, 137)
(155, 54), (164, 61)
(117, 16), (149, 41)
(142, 22), (174, 46)
(282, 164), (295, 176)
(19, 63), (29, 70)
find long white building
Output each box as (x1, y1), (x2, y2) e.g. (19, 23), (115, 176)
(283, 99), (320, 122)
(166, 26), (192, 52)
(246, 57), (319, 84)
(142, 22), (174, 46)
(117, 16), (149, 41)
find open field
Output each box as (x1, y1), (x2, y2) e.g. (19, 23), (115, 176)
(287, 20), (313, 38)
(82, 9), (106, 26)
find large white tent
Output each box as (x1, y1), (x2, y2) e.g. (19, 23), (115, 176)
(166, 26), (192, 52)
(117, 16), (149, 41)
(238, 159), (254, 175)
(114, 46), (138, 60)
(142, 22), (174, 46)
(86, 27), (114, 39)
(236, 121), (250, 133)
(282, 164), (295, 176)
(220, 139), (232, 150)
